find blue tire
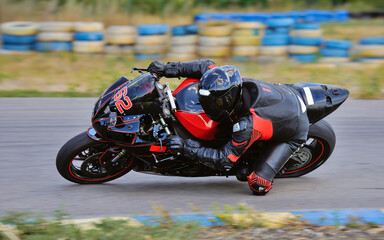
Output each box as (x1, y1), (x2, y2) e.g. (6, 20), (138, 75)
(233, 56), (251, 62)
(2, 44), (34, 51)
(137, 24), (169, 35)
(266, 18), (294, 28)
(319, 48), (349, 57)
(135, 54), (162, 60)
(1, 34), (36, 44)
(324, 39), (353, 49)
(359, 37), (384, 45)
(290, 54), (317, 62)
(290, 37), (323, 46)
(262, 35), (290, 46)
(333, 10), (349, 22)
(185, 25), (198, 35)
(293, 23), (320, 30)
(34, 42), (72, 51)
(74, 32), (104, 41)
(265, 27), (290, 35)
(172, 25), (198, 36)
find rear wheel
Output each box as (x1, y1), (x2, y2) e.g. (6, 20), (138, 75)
(276, 119), (336, 178)
(56, 132), (135, 184)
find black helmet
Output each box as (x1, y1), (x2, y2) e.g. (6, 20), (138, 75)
(198, 66), (242, 122)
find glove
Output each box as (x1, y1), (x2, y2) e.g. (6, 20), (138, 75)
(147, 61), (166, 77)
(148, 61), (181, 78)
(166, 135), (185, 155)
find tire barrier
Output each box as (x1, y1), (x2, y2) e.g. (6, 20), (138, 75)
(38, 22), (74, 32)
(0, 21), (38, 52)
(105, 26), (136, 55)
(72, 22), (104, 54)
(169, 25), (198, 60)
(197, 22), (231, 58)
(35, 22), (74, 52)
(135, 24), (169, 59)
(0, 21), (38, 36)
(2, 17), (384, 66)
(73, 41), (104, 53)
(198, 22), (232, 37)
(318, 39), (353, 63)
(37, 32), (73, 42)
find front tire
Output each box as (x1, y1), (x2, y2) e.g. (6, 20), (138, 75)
(56, 132), (135, 184)
(276, 119), (336, 178)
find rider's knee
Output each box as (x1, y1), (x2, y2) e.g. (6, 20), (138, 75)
(247, 171), (273, 195)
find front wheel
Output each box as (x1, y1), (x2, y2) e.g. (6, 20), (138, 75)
(276, 119), (336, 178)
(56, 132), (135, 184)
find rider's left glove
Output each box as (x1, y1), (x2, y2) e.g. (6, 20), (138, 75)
(166, 135), (201, 161)
(147, 61), (181, 78)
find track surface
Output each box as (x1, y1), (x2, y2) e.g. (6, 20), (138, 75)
(0, 98), (383, 217)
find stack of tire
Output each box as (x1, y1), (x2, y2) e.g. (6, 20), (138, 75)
(231, 21), (264, 61)
(197, 22), (232, 59)
(104, 26), (136, 55)
(289, 23), (322, 63)
(135, 24), (169, 60)
(0, 21), (38, 52)
(259, 18), (293, 62)
(35, 22), (73, 52)
(352, 37), (384, 63)
(319, 39), (353, 63)
(167, 25), (198, 61)
(73, 22), (104, 54)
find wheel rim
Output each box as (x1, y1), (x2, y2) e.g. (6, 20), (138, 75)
(69, 145), (133, 182)
(283, 138), (325, 174)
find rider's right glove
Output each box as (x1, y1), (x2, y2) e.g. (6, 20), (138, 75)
(147, 61), (181, 78)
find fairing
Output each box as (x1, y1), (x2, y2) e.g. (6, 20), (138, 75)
(173, 78), (220, 141)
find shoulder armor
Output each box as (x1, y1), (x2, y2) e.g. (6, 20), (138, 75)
(233, 120), (248, 133)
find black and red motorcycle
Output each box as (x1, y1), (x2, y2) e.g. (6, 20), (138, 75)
(56, 67), (349, 184)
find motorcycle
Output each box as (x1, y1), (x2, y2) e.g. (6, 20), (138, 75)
(56, 67), (349, 184)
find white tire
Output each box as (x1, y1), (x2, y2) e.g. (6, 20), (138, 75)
(254, 56), (287, 63)
(198, 23), (232, 36)
(37, 32), (73, 42)
(198, 36), (231, 46)
(74, 22), (104, 32)
(1, 21), (38, 35)
(259, 46), (288, 56)
(73, 41), (104, 53)
(290, 29), (323, 38)
(166, 52), (197, 61)
(232, 35), (261, 46)
(104, 45), (134, 55)
(198, 46), (231, 57)
(38, 22), (74, 32)
(233, 46), (259, 57)
(170, 35), (198, 45)
(288, 45), (319, 54)
(134, 44), (167, 54)
(136, 35), (168, 45)
(233, 29), (260, 36)
(107, 26), (136, 35)
(169, 45), (197, 54)
(318, 57), (350, 63)
(105, 34), (136, 45)
(233, 21), (266, 29)
(351, 45), (384, 57)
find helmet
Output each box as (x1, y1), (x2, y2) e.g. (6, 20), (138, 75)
(198, 66), (242, 122)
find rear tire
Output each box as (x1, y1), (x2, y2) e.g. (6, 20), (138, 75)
(276, 119), (336, 178)
(56, 132), (135, 184)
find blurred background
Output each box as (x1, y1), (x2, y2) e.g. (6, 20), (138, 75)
(0, 0), (383, 99)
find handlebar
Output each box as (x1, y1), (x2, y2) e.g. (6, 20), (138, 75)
(131, 67), (149, 74)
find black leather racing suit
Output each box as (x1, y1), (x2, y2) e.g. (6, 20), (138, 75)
(163, 60), (310, 194)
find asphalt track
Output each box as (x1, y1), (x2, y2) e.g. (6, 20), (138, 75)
(0, 98), (383, 218)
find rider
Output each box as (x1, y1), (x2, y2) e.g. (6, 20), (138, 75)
(147, 59), (309, 195)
